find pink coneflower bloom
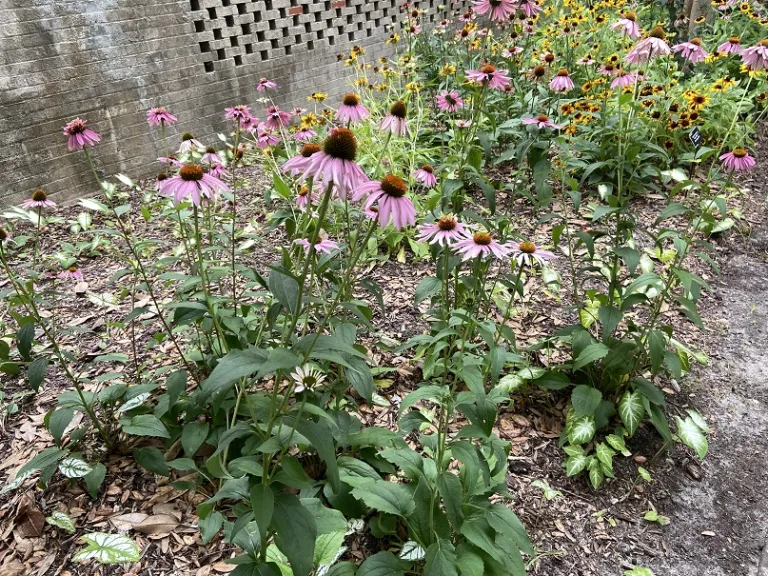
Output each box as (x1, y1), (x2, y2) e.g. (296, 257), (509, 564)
(453, 231), (510, 261)
(147, 107), (177, 127)
(58, 266), (83, 281)
(241, 115), (260, 132)
(296, 186), (319, 209)
(673, 38), (709, 63)
(300, 127), (368, 200)
(257, 126), (281, 149)
(413, 164), (438, 188)
(294, 238), (339, 255)
(155, 173), (169, 192)
(503, 45), (523, 58)
(523, 114), (562, 129)
(519, 0), (541, 17)
(257, 77), (277, 91)
(157, 163), (229, 206)
(283, 143), (322, 175)
(600, 63), (619, 75)
(456, 119), (473, 129)
(436, 90), (465, 112)
(611, 70), (637, 89)
(625, 27), (672, 65)
(178, 132), (204, 154)
(352, 175), (416, 230)
(408, 23), (422, 35)
(508, 241), (556, 266)
(717, 36), (743, 55)
(23, 188), (56, 210)
(473, 0), (515, 21)
(295, 128), (317, 142)
(380, 100), (409, 137)
(158, 156), (183, 167)
(265, 106), (291, 130)
(208, 163), (225, 179)
(466, 64), (511, 90)
(292, 108), (305, 117)
(459, 9), (475, 22)
(549, 69), (574, 92)
(201, 146), (220, 165)
(416, 215), (469, 246)
(63, 118), (101, 151)
(578, 54), (595, 66)
(225, 105), (253, 124)
(720, 148), (756, 172)
(742, 40), (768, 71)
(336, 93), (370, 125)
(610, 12), (641, 39)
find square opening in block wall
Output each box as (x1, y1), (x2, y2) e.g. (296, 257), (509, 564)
(285, 45), (292, 55)
(204, 61), (214, 72)
(190, 0), (200, 9)
(222, 0), (230, 5)
(245, 43), (253, 53)
(194, 20), (205, 32)
(265, 0), (273, 8)
(230, 36), (238, 46)
(216, 48), (226, 59)
(214, 28), (222, 39)
(269, 19), (276, 30)
(242, 23), (251, 34)
(234, 54), (243, 65)
(207, 7), (216, 18)
(308, 40), (314, 49)
(199, 40), (211, 52)
(261, 49), (269, 59)
(225, 15), (234, 26)
(257, 31), (265, 40)
(270, 38), (278, 48)
(254, 11), (262, 21)
(237, 3), (247, 14)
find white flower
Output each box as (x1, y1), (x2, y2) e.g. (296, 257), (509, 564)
(290, 364), (327, 393)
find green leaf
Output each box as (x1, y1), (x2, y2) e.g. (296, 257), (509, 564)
(356, 551), (405, 576)
(437, 473), (464, 529)
(632, 377), (665, 406)
(424, 539), (458, 576)
(47, 407), (74, 445)
(455, 544), (484, 576)
(314, 530), (346, 567)
(199, 511), (224, 544)
(59, 457), (93, 478)
(201, 350), (267, 400)
(414, 277), (442, 306)
(46, 511), (76, 533)
(595, 443), (615, 471)
(84, 463), (107, 499)
(272, 494), (317, 576)
(28, 358), (47, 392)
(675, 416), (708, 459)
(250, 484), (275, 541)
(624, 567), (654, 576)
(531, 371), (570, 390)
(530, 479), (562, 500)
(351, 481), (415, 517)
(17, 323), (34, 361)
(571, 385), (602, 416)
(459, 516), (505, 565)
(588, 459), (604, 489)
(166, 370), (188, 408)
(123, 415), (170, 438)
(18, 447), (67, 477)
(638, 467), (652, 482)
(606, 434), (631, 457)
(233, 521), (262, 556)
(398, 385), (448, 416)
(618, 391), (645, 436)
(568, 415), (596, 445)
(325, 563), (358, 576)
(72, 533), (140, 564)
(573, 343), (609, 370)
(269, 269), (300, 313)
(182, 422), (209, 457)
(565, 454), (589, 476)
(598, 306), (623, 338)
(486, 504), (533, 555)
(647, 330), (666, 375)
(686, 409), (710, 433)
(133, 446), (170, 476)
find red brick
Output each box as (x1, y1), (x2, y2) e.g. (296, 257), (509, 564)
(331, 0), (346, 8)
(288, 6), (303, 15)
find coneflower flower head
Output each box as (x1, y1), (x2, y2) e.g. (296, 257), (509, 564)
(352, 174), (416, 230)
(380, 100), (409, 136)
(158, 163), (229, 206)
(63, 118), (101, 151)
(719, 148), (756, 171)
(416, 214), (469, 246)
(508, 240), (556, 266)
(741, 39), (768, 71)
(413, 164), (438, 188)
(672, 38), (709, 62)
(336, 93), (370, 125)
(299, 128), (368, 200)
(147, 107), (178, 126)
(23, 188), (57, 210)
(718, 36), (743, 54)
(283, 143), (322, 175)
(453, 231), (511, 260)
(549, 68), (575, 92)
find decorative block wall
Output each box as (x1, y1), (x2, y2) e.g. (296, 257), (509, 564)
(0, 0), (468, 207)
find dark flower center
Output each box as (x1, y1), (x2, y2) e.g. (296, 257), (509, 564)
(556, 68), (569, 77)
(380, 174), (408, 198)
(299, 186), (310, 196)
(536, 114), (549, 122)
(68, 266), (78, 273)
(390, 100), (407, 119)
(533, 65), (546, 77)
(323, 128), (357, 161)
(733, 148), (747, 158)
(690, 38), (702, 46)
(0, 228), (7, 241)
(32, 188), (47, 202)
(157, 172), (168, 181)
(649, 26), (666, 40)
(205, 146), (216, 154)
(480, 64), (497, 75)
(473, 232), (492, 245)
(693, 95), (706, 104)
(729, 36), (740, 44)
(422, 164), (434, 173)
(179, 165), (204, 181)
(445, 93), (457, 104)
(544, 53), (555, 63)
(623, 11), (636, 21)
(68, 120), (86, 134)
(616, 69), (627, 77)
(301, 143), (322, 157)
(519, 241), (536, 253)
(437, 216), (457, 231)
(342, 93), (361, 106)
(181, 132), (195, 141)
(490, 0), (502, 6)
(604, 63), (615, 71)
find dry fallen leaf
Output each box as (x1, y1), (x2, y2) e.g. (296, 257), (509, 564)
(109, 512), (149, 531)
(0, 555), (26, 576)
(16, 500), (45, 538)
(134, 513), (179, 535)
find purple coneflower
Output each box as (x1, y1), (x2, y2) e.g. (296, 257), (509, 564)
(158, 156), (183, 167)
(673, 38), (709, 63)
(225, 105), (253, 124)
(456, 119), (473, 129)
(625, 27), (672, 64)
(523, 114), (562, 129)
(58, 266), (83, 281)
(147, 107), (177, 127)
(294, 127), (317, 142)
(519, 0), (541, 17)
(257, 77), (277, 91)
(380, 100), (409, 137)
(201, 146), (220, 165)
(283, 143), (322, 176)
(610, 70), (637, 89)
(466, 64), (511, 90)
(294, 238), (339, 255)
(158, 163), (229, 206)
(610, 12), (641, 39)
(416, 215), (468, 246)
(742, 40), (768, 71)
(435, 90), (465, 112)
(717, 36), (743, 55)
(508, 241), (556, 267)
(352, 175), (416, 230)
(23, 189), (56, 210)
(300, 127), (368, 200)
(336, 93), (370, 125)
(63, 118), (101, 151)
(473, 0), (515, 21)
(178, 132), (204, 154)
(578, 55), (595, 66)
(720, 148), (756, 172)
(503, 45), (523, 58)
(296, 186), (319, 209)
(453, 231), (510, 261)
(413, 164), (438, 188)
(549, 69), (575, 92)
(599, 63), (618, 75)
(241, 115), (260, 132)
(265, 106), (291, 131)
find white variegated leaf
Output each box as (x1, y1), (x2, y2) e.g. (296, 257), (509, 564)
(566, 454), (589, 477)
(676, 417), (708, 459)
(568, 416), (596, 445)
(116, 393), (150, 413)
(0, 470), (35, 495)
(686, 409), (710, 433)
(618, 391), (644, 436)
(59, 458), (93, 479)
(46, 511), (76, 533)
(638, 466), (652, 482)
(72, 533), (140, 564)
(399, 540), (426, 561)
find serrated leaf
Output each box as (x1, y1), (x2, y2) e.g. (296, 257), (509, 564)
(675, 416), (708, 459)
(46, 511), (76, 533)
(72, 533), (140, 564)
(123, 415), (170, 438)
(59, 457), (93, 478)
(618, 391), (644, 436)
(424, 539), (457, 576)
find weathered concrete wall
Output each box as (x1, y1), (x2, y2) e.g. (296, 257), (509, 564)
(0, 0), (466, 206)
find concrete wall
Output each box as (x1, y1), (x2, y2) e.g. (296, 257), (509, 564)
(0, 0), (468, 206)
